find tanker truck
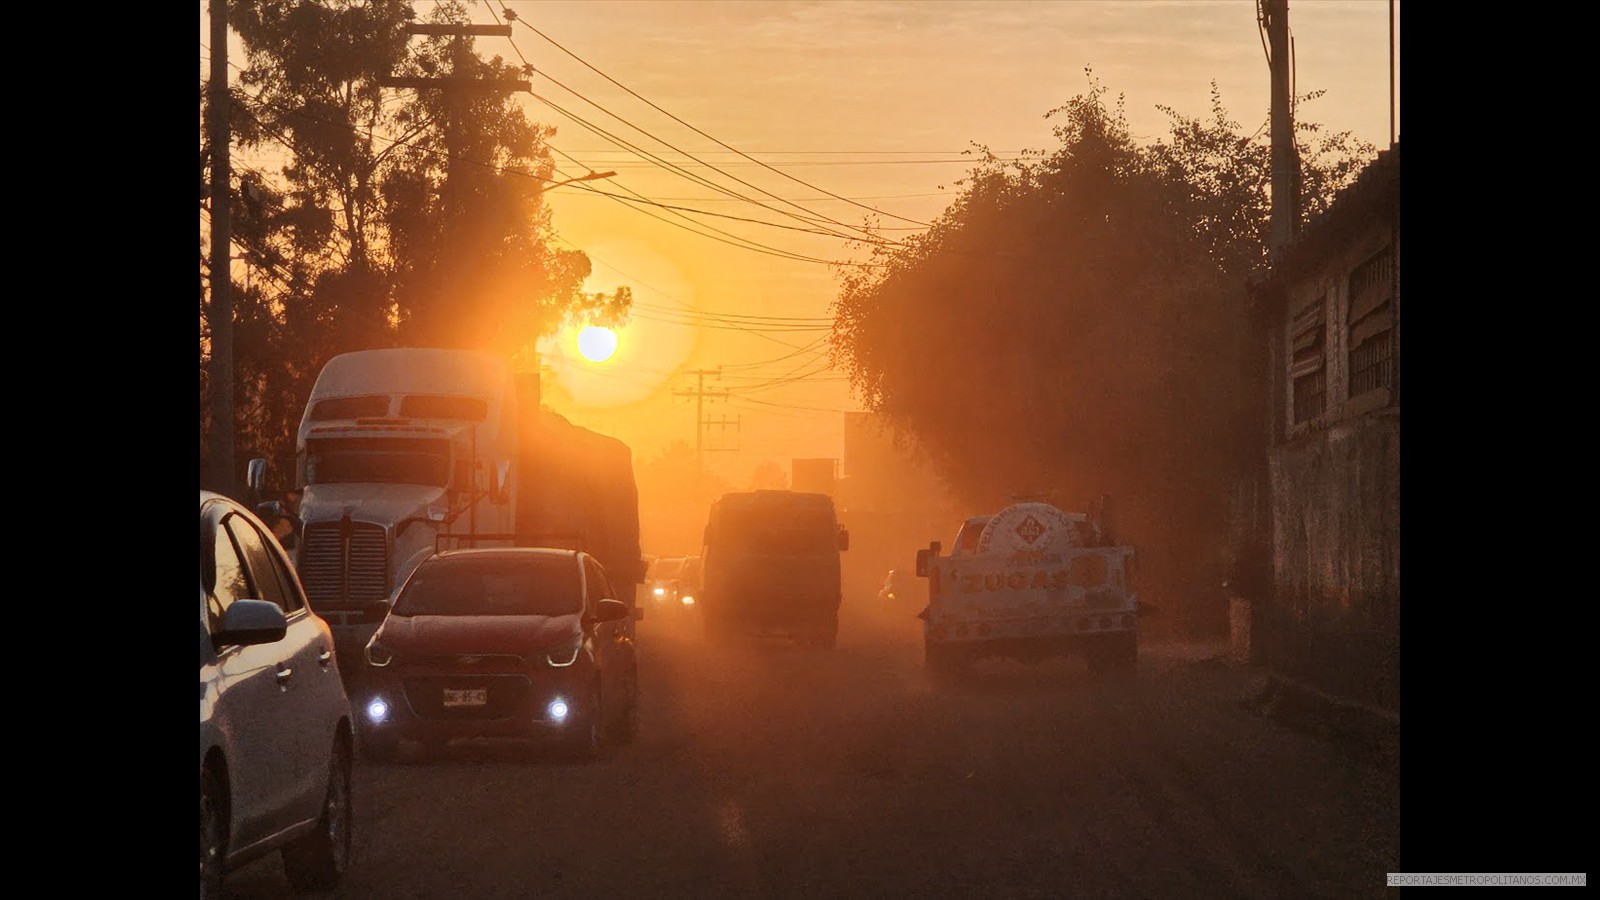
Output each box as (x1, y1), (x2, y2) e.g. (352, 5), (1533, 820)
(247, 348), (644, 678)
(915, 499), (1137, 678)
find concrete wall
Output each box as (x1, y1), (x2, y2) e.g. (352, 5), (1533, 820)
(1266, 398), (1399, 712)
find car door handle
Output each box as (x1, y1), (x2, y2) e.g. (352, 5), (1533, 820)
(276, 665), (293, 685)
(318, 649), (333, 667)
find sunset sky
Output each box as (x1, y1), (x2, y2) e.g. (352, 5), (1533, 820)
(205, 0), (1400, 485)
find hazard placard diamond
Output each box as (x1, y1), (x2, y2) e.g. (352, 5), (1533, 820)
(1014, 514), (1046, 545)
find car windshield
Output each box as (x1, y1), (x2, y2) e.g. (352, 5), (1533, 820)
(392, 555), (581, 617)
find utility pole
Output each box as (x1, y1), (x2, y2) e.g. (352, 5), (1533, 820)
(1263, 0), (1299, 257)
(206, 0), (236, 499)
(673, 369), (729, 471)
(703, 415), (742, 455)
(379, 22), (528, 342)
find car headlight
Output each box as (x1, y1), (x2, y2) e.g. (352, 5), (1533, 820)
(653, 586), (666, 596)
(545, 637), (583, 667)
(365, 639), (394, 668)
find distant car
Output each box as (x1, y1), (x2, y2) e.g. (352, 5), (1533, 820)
(355, 548), (639, 761)
(878, 568), (911, 602)
(646, 555), (701, 612)
(200, 490), (355, 900)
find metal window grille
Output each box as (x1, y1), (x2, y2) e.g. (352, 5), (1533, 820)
(1347, 246), (1395, 398)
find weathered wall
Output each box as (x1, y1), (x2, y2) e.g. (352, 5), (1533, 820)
(1265, 411), (1400, 711)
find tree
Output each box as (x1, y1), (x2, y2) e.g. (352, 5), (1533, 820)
(202, 0), (628, 486)
(636, 442), (730, 555)
(829, 71), (1375, 632)
(749, 460), (789, 491)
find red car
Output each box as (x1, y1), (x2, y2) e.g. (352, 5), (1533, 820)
(355, 548), (639, 761)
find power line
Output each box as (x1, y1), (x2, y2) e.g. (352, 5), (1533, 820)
(231, 86), (880, 268)
(498, 2), (933, 229)
(482, 3), (894, 247)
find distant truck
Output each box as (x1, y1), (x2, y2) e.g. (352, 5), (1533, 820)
(248, 348), (645, 678)
(699, 490), (849, 648)
(915, 500), (1137, 677)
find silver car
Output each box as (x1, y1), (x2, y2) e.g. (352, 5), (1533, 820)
(200, 490), (355, 899)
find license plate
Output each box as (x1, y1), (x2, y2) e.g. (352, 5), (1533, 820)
(443, 688), (487, 707)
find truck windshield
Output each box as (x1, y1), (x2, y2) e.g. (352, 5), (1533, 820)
(717, 508), (837, 556)
(392, 556), (581, 617)
(305, 437), (450, 487)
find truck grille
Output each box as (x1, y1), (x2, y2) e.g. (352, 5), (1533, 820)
(300, 521), (390, 610)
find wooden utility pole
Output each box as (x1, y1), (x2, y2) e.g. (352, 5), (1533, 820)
(207, 0), (236, 498)
(673, 369), (729, 471)
(1264, 0), (1298, 257)
(377, 23), (528, 93)
(378, 22), (528, 342)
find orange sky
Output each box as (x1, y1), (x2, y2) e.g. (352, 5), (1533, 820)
(204, 0), (1401, 485)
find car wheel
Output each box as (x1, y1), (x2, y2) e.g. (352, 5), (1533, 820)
(1088, 632), (1138, 677)
(607, 665), (640, 746)
(925, 638), (966, 683)
(567, 685), (606, 761)
(814, 620), (838, 650)
(282, 734), (353, 892)
(200, 768), (227, 900)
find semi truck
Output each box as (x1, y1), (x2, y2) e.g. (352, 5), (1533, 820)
(247, 348), (644, 679)
(699, 490), (849, 648)
(915, 499), (1137, 677)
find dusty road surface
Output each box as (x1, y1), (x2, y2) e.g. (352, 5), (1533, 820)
(224, 599), (1399, 899)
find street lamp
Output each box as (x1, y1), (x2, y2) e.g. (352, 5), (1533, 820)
(543, 170), (616, 191)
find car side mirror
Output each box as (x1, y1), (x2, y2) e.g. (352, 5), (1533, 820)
(214, 598), (288, 647)
(490, 460), (512, 504)
(591, 598), (630, 624)
(246, 458), (268, 503)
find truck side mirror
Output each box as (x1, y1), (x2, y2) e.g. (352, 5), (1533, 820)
(246, 458), (268, 500)
(838, 528), (850, 552)
(915, 541), (941, 578)
(490, 460), (511, 504)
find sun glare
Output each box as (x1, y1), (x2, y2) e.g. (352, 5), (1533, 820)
(577, 325), (618, 363)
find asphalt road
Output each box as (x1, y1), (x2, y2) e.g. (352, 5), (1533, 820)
(224, 598), (1400, 899)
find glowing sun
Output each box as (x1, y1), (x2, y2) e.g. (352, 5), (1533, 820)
(576, 325), (618, 363)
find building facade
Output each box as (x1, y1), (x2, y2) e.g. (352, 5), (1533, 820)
(1251, 142), (1400, 714)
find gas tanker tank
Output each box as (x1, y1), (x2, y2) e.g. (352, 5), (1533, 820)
(974, 502), (1093, 561)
